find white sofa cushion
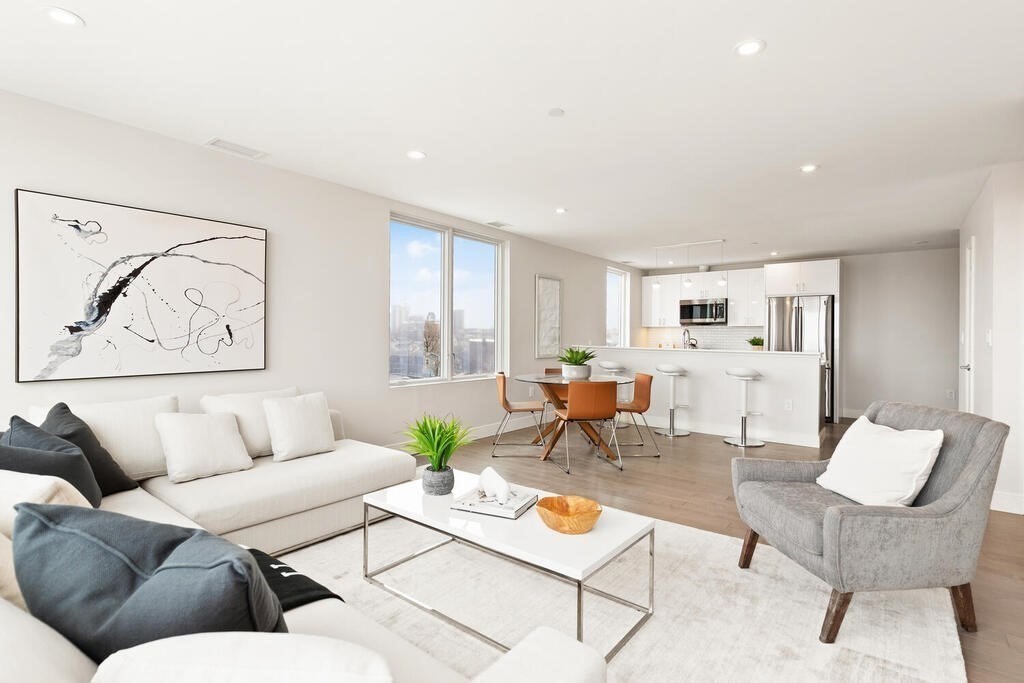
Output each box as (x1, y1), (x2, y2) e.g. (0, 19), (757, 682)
(0, 469), (91, 538)
(285, 599), (464, 683)
(0, 535), (24, 610)
(473, 626), (607, 683)
(99, 488), (202, 529)
(32, 396), (178, 480)
(141, 440), (416, 535)
(0, 594), (97, 682)
(155, 413), (253, 483)
(817, 415), (944, 506)
(92, 631), (393, 683)
(199, 387), (298, 457)
(263, 392), (335, 462)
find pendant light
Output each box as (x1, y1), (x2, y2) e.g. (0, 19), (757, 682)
(682, 246), (694, 287)
(716, 241), (728, 286)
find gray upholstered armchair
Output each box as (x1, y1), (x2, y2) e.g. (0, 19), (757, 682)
(732, 401), (1009, 643)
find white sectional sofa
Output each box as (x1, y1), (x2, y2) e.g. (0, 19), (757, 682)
(3, 393), (607, 683)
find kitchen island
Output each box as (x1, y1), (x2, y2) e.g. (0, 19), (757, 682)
(590, 346), (824, 447)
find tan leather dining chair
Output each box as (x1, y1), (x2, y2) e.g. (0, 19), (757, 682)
(491, 372), (547, 456)
(543, 367), (570, 404)
(550, 381), (622, 473)
(616, 373), (661, 457)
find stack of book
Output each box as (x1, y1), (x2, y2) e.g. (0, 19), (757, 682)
(450, 485), (539, 519)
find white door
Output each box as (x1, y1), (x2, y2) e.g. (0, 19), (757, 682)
(657, 275), (681, 326)
(764, 262), (803, 296)
(959, 236), (975, 412)
(727, 269), (750, 327)
(748, 268), (766, 326)
(799, 259), (840, 295)
(641, 276), (658, 327)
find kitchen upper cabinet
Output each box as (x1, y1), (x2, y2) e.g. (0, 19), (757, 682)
(641, 274), (681, 327)
(680, 271), (728, 299)
(764, 259), (839, 296)
(727, 268), (766, 327)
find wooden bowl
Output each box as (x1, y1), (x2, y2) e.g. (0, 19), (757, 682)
(536, 495), (602, 535)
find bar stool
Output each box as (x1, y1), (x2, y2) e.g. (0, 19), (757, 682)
(599, 361), (629, 427)
(654, 364), (690, 437)
(724, 367), (765, 448)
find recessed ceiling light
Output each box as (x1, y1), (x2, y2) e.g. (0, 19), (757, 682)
(800, 163), (818, 173)
(45, 6), (85, 26)
(667, 260), (674, 265)
(770, 251), (779, 256)
(406, 150), (426, 160)
(548, 108), (565, 118)
(734, 39), (766, 57)
(554, 207), (567, 214)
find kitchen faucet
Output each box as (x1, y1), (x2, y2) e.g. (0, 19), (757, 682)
(682, 328), (697, 349)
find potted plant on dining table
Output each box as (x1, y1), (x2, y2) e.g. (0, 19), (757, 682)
(405, 414), (473, 496)
(558, 346), (597, 380)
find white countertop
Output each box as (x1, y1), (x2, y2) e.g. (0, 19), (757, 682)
(590, 346), (822, 357)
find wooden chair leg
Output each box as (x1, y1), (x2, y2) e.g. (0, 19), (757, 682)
(950, 583), (977, 632)
(738, 528), (759, 569)
(819, 590), (853, 643)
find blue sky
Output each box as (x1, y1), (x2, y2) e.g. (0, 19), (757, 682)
(390, 220), (495, 330)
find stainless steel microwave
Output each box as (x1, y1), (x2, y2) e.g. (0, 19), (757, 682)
(680, 299), (727, 325)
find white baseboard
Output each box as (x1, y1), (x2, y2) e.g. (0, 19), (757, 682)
(990, 490), (1024, 514)
(386, 414), (540, 450)
(467, 414), (539, 441)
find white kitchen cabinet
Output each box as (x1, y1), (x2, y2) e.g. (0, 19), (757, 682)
(727, 268), (766, 327)
(680, 271), (728, 299)
(764, 259), (839, 296)
(798, 259), (840, 295)
(641, 274), (681, 327)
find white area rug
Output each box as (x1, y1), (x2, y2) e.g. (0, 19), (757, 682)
(283, 517), (966, 682)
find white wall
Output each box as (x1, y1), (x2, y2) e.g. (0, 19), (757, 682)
(839, 249), (959, 416)
(959, 163), (1024, 514)
(0, 90), (641, 445)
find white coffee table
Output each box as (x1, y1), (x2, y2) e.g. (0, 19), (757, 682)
(362, 469), (654, 661)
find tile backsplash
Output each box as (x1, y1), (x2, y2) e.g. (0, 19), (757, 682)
(643, 325), (764, 351)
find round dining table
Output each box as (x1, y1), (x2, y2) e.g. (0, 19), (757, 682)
(514, 373), (634, 464)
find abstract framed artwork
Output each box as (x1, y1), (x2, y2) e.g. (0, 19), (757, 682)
(15, 189), (267, 382)
(535, 274), (562, 359)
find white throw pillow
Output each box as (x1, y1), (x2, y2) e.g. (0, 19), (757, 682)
(154, 413), (253, 484)
(0, 470), (91, 538)
(817, 415), (944, 506)
(263, 392), (336, 462)
(0, 535), (25, 610)
(32, 395), (178, 480)
(199, 387), (298, 457)
(92, 632), (393, 683)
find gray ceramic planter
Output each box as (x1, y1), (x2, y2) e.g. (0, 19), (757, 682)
(422, 466), (455, 496)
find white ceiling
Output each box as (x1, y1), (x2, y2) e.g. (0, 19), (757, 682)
(2, 1), (1023, 268)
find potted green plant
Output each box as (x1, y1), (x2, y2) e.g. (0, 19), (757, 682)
(404, 415), (472, 495)
(558, 346), (597, 379)
(747, 336), (765, 351)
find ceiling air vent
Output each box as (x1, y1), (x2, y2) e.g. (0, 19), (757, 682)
(485, 221), (510, 229)
(205, 138), (267, 160)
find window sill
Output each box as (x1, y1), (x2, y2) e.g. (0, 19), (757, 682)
(389, 375), (496, 390)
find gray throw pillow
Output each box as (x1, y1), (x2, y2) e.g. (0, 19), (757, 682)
(13, 504), (286, 662)
(0, 416), (102, 506)
(39, 403), (137, 496)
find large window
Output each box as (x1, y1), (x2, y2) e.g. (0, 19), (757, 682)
(389, 217), (501, 384)
(606, 267), (629, 347)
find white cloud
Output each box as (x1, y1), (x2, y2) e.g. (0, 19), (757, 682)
(406, 240), (438, 259)
(415, 268), (439, 283)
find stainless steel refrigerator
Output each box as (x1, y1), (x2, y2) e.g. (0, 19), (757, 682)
(766, 295), (835, 422)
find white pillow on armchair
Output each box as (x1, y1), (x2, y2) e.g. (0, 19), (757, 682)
(816, 415), (944, 506)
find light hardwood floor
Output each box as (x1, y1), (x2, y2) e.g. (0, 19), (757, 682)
(441, 420), (1024, 682)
